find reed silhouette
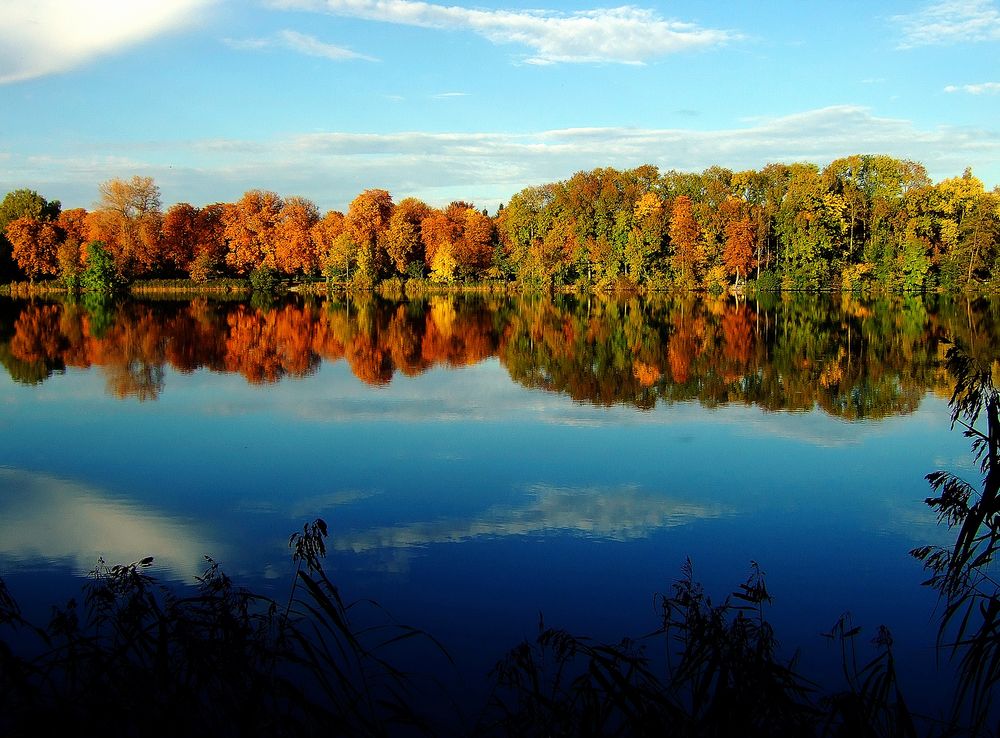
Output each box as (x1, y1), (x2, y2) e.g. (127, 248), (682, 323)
(913, 340), (1000, 734)
(0, 526), (990, 736)
(0, 521), (447, 737)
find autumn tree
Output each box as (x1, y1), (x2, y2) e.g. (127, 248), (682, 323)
(723, 212), (756, 286)
(420, 202), (495, 279)
(626, 191), (667, 282)
(325, 233), (359, 282)
(90, 175), (163, 277)
(57, 208), (88, 248)
(694, 166), (736, 270)
(0, 189), (60, 278)
(274, 197), (320, 275)
(496, 185), (557, 275)
(669, 195), (702, 286)
(456, 206), (494, 274)
(345, 189), (394, 281)
(529, 218), (574, 285)
(311, 210), (347, 281)
(421, 207), (461, 270)
(51, 208), (89, 289)
(5, 217), (60, 282)
(223, 190), (284, 274)
(57, 238), (84, 290)
(193, 204), (228, 282)
(385, 197), (431, 275)
(429, 241), (458, 283)
(161, 203), (201, 272)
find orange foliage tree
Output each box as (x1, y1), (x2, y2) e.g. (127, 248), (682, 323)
(5, 217), (60, 282)
(161, 203), (201, 272)
(223, 190), (283, 274)
(723, 214), (756, 285)
(421, 202), (494, 277)
(274, 197), (320, 275)
(420, 208), (460, 269)
(89, 176), (163, 277)
(345, 189), (394, 280)
(456, 206), (494, 273)
(385, 197), (431, 275)
(669, 195), (702, 285)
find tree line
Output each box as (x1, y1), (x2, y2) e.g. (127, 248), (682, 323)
(1, 155), (998, 292)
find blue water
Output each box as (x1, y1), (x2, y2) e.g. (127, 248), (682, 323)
(0, 293), (988, 721)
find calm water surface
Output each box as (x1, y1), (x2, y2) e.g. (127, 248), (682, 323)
(0, 292), (997, 713)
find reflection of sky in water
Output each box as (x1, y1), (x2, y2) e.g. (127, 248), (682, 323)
(331, 483), (728, 552)
(0, 468), (218, 580)
(0, 356), (974, 706)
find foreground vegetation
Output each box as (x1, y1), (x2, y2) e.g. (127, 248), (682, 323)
(1, 154), (998, 297)
(0, 544), (930, 737)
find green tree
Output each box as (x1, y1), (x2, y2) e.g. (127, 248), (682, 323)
(80, 241), (125, 294)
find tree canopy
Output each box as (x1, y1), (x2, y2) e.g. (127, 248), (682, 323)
(3, 157), (999, 293)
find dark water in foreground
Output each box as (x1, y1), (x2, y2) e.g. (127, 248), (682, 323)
(0, 291), (997, 721)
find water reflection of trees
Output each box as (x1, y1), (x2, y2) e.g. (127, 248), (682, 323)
(0, 294), (995, 414)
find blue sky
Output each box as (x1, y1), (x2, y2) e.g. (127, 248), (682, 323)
(1, 0), (998, 213)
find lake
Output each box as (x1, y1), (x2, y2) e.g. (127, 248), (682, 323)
(0, 291), (996, 727)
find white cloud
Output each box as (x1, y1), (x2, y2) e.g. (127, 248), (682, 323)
(3, 105), (998, 212)
(278, 29), (375, 60)
(894, 0), (1000, 47)
(944, 81), (1000, 94)
(225, 29), (376, 60)
(0, 0), (214, 84)
(432, 91), (470, 99)
(269, 0), (739, 64)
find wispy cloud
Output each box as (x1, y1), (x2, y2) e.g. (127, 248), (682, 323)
(268, 0), (739, 64)
(431, 91), (469, 99)
(0, 0), (214, 84)
(4, 106), (998, 212)
(225, 29), (376, 61)
(893, 0), (1000, 48)
(944, 81), (1000, 94)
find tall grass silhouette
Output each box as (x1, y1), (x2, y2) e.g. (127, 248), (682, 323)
(0, 520), (447, 737)
(913, 341), (1000, 734)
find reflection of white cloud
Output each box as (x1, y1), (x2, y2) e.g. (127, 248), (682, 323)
(11, 105), (997, 212)
(182, 360), (939, 451)
(333, 483), (727, 552)
(0, 468), (216, 580)
(270, 0), (738, 64)
(288, 489), (378, 518)
(0, 0), (213, 84)
(893, 0), (1000, 48)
